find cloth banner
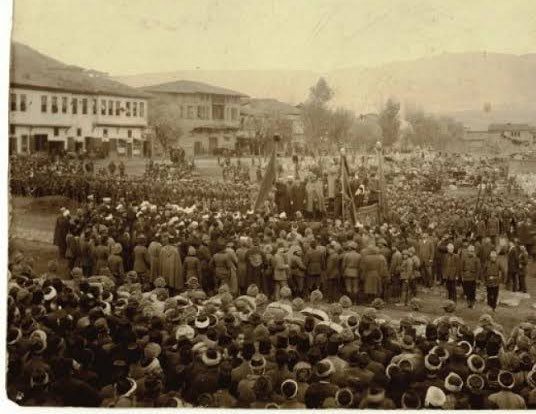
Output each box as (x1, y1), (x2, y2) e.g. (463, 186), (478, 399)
(253, 149), (276, 211)
(355, 203), (379, 226)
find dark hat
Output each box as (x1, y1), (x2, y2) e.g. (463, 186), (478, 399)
(367, 386), (385, 403)
(424, 353), (442, 372)
(401, 391), (421, 409)
(400, 335), (415, 351)
(315, 359), (335, 378)
(281, 379), (298, 400)
(249, 354), (266, 373)
(467, 354), (485, 373)
(445, 372), (463, 393)
(336, 388), (354, 408)
(201, 348), (221, 367)
(386, 363), (401, 379)
(498, 370), (515, 390)
(466, 373), (485, 393)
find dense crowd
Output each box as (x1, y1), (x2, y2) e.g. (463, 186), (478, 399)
(10, 155), (255, 211)
(8, 151), (536, 408)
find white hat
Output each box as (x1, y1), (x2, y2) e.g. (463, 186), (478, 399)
(102, 197), (111, 203)
(425, 386), (446, 408)
(43, 286), (57, 301)
(445, 372), (463, 393)
(63, 210), (70, 217)
(175, 324), (195, 341)
(279, 212), (287, 219)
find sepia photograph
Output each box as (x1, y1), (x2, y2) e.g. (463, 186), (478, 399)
(5, 0), (536, 409)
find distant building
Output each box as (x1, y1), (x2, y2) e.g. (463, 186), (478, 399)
(488, 123), (535, 144)
(240, 98), (304, 153)
(9, 42), (149, 157)
(462, 123), (536, 154)
(142, 80), (247, 157)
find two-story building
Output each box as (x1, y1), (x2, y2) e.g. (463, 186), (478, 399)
(488, 123), (535, 144)
(9, 42), (149, 157)
(142, 80), (247, 157)
(462, 123), (536, 155)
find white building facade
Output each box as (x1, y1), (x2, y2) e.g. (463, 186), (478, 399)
(9, 86), (148, 156)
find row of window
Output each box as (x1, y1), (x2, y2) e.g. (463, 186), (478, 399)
(176, 105), (238, 121)
(10, 125), (133, 139)
(10, 93), (145, 118)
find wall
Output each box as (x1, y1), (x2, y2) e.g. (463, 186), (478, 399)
(151, 92), (241, 132)
(181, 131), (237, 156)
(9, 86), (148, 154)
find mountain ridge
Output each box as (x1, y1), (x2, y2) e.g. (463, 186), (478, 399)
(113, 51), (536, 126)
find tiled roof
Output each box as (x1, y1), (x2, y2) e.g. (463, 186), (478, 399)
(142, 80), (247, 97)
(10, 42), (148, 98)
(241, 98), (301, 116)
(488, 123), (532, 132)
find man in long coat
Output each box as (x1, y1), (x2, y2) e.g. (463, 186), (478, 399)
(359, 243), (389, 301)
(147, 237), (162, 282)
(158, 234), (183, 291)
(53, 209), (70, 259)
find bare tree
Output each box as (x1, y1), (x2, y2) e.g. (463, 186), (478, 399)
(378, 98), (400, 147)
(148, 97), (183, 152)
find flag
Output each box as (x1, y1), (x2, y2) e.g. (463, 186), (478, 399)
(253, 149), (276, 211)
(340, 153), (357, 223)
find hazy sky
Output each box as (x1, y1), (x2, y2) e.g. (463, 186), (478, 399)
(11, 0), (536, 75)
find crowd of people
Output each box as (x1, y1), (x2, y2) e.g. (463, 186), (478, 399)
(7, 150), (536, 408)
(10, 155), (255, 211)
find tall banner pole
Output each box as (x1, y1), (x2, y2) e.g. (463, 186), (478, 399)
(376, 141), (384, 223)
(340, 148), (345, 223)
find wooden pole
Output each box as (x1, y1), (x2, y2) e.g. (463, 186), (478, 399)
(340, 152), (345, 223)
(376, 141), (386, 223)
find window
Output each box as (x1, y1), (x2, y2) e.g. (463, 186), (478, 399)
(197, 106), (204, 119)
(20, 94), (26, 112)
(52, 96), (58, 113)
(10, 93), (16, 111)
(92, 98), (97, 115)
(187, 106), (195, 119)
(72, 98), (78, 114)
(54, 127), (59, 137)
(108, 100), (113, 116)
(133, 102), (137, 117)
(9, 124), (15, 135)
(103, 128), (108, 138)
(82, 98), (88, 115)
(21, 135), (28, 153)
(231, 107), (238, 121)
(212, 105), (224, 120)
(41, 95), (48, 113)
(76, 128), (82, 137)
(116, 100), (120, 116)
(101, 100), (106, 115)
(62, 97), (68, 113)
(179, 106), (184, 118)
(127, 129), (132, 138)
(126, 102), (131, 117)
(140, 102), (145, 117)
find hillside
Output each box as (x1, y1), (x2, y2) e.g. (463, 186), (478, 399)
(114, 52), (536, 123)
